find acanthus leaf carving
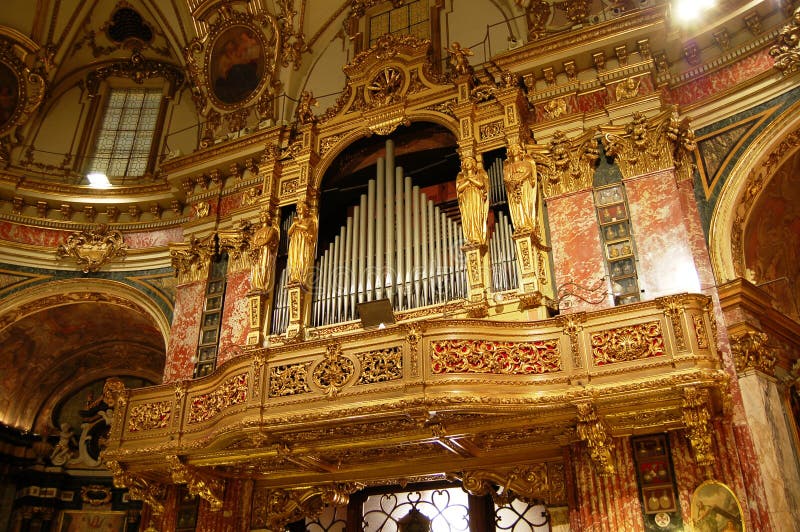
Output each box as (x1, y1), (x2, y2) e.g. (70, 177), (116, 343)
(167, 455), (224, 511)
(575, 402), (615, 476)
(681, 386), (715, 467)
(730, 330), (776, 375)
(105, 460), (165, 515)
(533, 129), (599, 199)
(170, 235), (216, 284)
(770, 6), (800, 75)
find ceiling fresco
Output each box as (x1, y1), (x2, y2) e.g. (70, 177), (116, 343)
(744, 149), (800, 321)
(0, 301), (165, 431)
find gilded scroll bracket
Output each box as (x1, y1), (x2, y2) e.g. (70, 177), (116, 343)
(730, 330), (776, 377)
(167, 455), (224, 511)
(575, 402), (615, 476)
(252, 484), (355, 531)
(681, 386), (715, 467)
(105, 460), (165, 515)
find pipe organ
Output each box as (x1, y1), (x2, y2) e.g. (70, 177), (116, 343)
(490, 210), (519, 293)
(270, 211), (294, 335)
(311, 140), (468, 327)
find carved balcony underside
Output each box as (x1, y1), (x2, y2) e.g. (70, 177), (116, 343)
(104, 294), (725, 500)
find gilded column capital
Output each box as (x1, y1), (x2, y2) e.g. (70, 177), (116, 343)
(730, 330), (776, 376)
(770, 7), (800, 75)
(575, 401), (615, 476)
(170, 235), (216, 284)
(167, 455), (224, 511)
(533, 129), (599, 199)
(219, 220), (257, 272)
(56, 224), (128, 273)
(681, 386), (715, 467)
(600, 107), (696, 180)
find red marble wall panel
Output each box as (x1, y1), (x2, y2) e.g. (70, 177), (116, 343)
(218, 269), (251, 365)
(124, 227), (184, 248)
(570, 437), (644, 531)
(670, 420), (773, 531)
(218, 191), (244, 219)
(163, 280), (206, 383)
(0, 221), (68, 248)
(624, 170), (701, 299)
(574, 88), (608, 114)
(667, 49), (773, 108)
(546, 190), (611, 312)
(196, 479), (246, 532)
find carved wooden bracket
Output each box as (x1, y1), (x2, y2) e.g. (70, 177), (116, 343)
(251, 484), (354, 531)
(459, 463), (565, 506)
(106, 460), (165, 515)
(575, 402), (615, 476)
(681, 386), (715, 467)
(167, 455), (224, 511)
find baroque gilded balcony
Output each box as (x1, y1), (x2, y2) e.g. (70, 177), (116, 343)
(103, 293), (726, 507)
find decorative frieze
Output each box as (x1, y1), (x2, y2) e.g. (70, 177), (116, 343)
(430, 339), (561, 375)
(188, 373), (249, 424)
(311, 343), (355, 397)
(591, 321), (665, 365)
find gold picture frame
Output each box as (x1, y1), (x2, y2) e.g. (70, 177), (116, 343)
(690, 480), (745, 532)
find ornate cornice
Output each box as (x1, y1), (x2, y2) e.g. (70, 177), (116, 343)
(56, 224), (128, 273)
(85, 52), (184, 97)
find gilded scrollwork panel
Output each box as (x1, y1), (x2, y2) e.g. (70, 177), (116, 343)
(356, 346), (403, 384)
(269, 361), (312, 397)
(590, 321), (665, 366)
(430, 339), (562, 375)
(127, 401), (172, 432)
(188, 373), (249, 424)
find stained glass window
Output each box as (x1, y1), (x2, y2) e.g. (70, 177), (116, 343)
(369, 0), (429, 47)
(87, 88), (162, 178)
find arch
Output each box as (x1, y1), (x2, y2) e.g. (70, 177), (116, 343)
(0, 278), (171, 343)
(709, 98), (800, 283)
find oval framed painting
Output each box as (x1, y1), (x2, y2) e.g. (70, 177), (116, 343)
(208, 26), (265, 106)
(691, 480), (745, 531)
(0, 60), (20, 132)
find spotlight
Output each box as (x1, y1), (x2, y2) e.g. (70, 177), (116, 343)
(87, 172), (111, 188)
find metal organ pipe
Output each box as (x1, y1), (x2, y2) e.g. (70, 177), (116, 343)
(310, 140), (468, 327)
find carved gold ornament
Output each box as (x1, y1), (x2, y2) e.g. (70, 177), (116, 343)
(591, 321), (665, 365)
(269, 361), (312, 397)
(311, 343), (355, 397)
(534, 129), (600, 199)
(80, 485), (112, 506)
(168, 455), (224, 511)
(460, 463), (566, 505)
(106, 460), (165, 514)
(431, 339), (561, 374)
(356, 347), (403, 384)
(0, 38), (46, 139)
(127, 401), (172, 432)
(730, 330), (776, 375)
(170, 236), (215, 284)
(251, 484), (354, 531)
(575, 402), (615, 475)
(770, 6), (800, 75)
(188, 373), (249, 424)
(367, 67), (404, 106)
(56, 224), (127, 273)
(681, 386), (715, 467)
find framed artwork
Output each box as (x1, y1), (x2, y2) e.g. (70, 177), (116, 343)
(0, 61), (19, 130)
(209, 26), (265, 105)
(57, 510), (126, 532)
(691, 480), (745, 532)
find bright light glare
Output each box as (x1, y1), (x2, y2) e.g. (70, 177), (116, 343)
(673, 0), (715, 21)
(87, 172), (111, 188)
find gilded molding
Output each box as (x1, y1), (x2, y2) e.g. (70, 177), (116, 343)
(105, 460), (164, 514)
(0, 38), (46, 141)
(770, 7), (800, 75)
(430, 339), (562, 375)
(681, 386), (715, 467)
(170, 235), (215, 284)
(533, 129), (600, 199)
(591, 321), (665, 365)
(657, 295), (687, 351)
(559, 313), (586, 368)
(575, 402), (615, 476)
(85, 51), (184, 97)
(730, 330), (776, 375)
(167, 455), (224, 511)
(56, 224), (128, 273)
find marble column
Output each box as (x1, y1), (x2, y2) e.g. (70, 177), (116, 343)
(163, 280), (205, 383)
(217, 268), (251, 366)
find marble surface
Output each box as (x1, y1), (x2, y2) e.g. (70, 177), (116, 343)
(217, 269), (251, 365)
(546, 190), (610, 313)
(125, 227), (184, 248)
(163, 280), (205, 382)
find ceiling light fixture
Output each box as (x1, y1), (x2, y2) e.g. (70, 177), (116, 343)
(672, 0), (715, 22)
(86, 172), (111, 189)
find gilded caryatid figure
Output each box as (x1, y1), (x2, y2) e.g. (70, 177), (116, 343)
(287, 201), (317, 286)
(503, 145), (538, 233)
(456, 155), (489, 246)
(250, 209), (280, 291)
